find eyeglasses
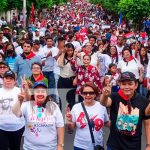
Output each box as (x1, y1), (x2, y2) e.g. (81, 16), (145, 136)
(82, 91), (95, 95)
(86, 44), (92, 47)
(0, 66), (8, 69)
(32, 67), (41, 70)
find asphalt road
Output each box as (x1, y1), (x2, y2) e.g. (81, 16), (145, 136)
(20, 89), (146, 150)
(60, 89), (147, 150)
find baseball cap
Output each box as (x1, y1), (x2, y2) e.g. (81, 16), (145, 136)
(0, 62), (9, 68)
(33, 40), (40, 45)
(119, 72), (136, 82)
(35, 29), (39, 32)
(4, 70), (15, 79)
(33, 81), (48, 89)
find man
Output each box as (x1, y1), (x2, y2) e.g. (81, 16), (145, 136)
(32, 40), (46, 65)
(100, 71), (150, 150)
(89, 35), (98, 52)
(116, 35), (124, 61)
(42, 36), (59, 94)
(33, 29), (41, 41)
(13, 40), (41, 86)
(0, 70), (25, 150)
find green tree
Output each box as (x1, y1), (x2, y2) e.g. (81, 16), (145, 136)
(119, 0), (150, 29)
(0, 0), (8, 11)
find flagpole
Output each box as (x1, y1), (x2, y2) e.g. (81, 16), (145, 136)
(23, 0), (26, 28)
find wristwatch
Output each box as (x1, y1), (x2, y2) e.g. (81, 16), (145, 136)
(58, 144), (64, 147)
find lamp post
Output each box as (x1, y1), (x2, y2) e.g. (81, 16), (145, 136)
(23, 0), (26, 28)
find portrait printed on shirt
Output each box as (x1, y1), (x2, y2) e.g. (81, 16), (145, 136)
(116, 102), (139, 136)
(0, 98), (13, 114)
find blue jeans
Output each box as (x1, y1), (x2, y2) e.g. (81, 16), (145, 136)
(74, 146), (85, 150)
(43, 71), (55, 95)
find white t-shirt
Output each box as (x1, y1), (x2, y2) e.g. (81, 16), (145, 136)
(15, 46), (23, 56)
(80, 52), (98, 67)
(97, 52), (111, 77)
(71, 101), (109, 150)
(0, 87), (25, 131)
(117, 58), (141, 79)
(21, 101), (64, 150)
(72, 41), (82, 50)
(116, 45), (124, 61)
(42, 46), (58, 72)
(53, 47), (60, 75)
(146, 60), (150, 78)
(32, 48), (46, 61)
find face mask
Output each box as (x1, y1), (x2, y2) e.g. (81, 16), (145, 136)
(6, 49), (13, 55)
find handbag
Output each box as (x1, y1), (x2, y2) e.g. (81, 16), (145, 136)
(81, 102), (104, 150)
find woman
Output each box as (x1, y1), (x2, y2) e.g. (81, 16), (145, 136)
(71, 54), (102, 102)
(108, 46), (119, 64)
(12, 81), (64, 150)
(77, 42), (98, 67)
(110, 29), (117, 46)
(117, 47), (143, 85)
(57, 43), (76, 109)
(66, 82), (110, 150)
(4, 43), (17, 70)
(26, 62), (48, 87)
(139, 46), (149, 96)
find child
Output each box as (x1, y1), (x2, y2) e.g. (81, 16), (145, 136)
(105, 63), (120, 92)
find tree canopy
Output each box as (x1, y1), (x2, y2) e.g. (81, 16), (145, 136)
(90, 0), (150, 28)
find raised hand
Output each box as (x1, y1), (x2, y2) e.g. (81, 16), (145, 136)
(21, 75), (29, 92)
(18, 88), (26, 102)
(102, 83), (112, 97)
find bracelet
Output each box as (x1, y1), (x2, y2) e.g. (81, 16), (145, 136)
(57, 144), (64, 147)
(146, 144), (150, 147)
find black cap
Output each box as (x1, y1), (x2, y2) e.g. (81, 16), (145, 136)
(120, 72), (136, 82)
(33, 40), (40, 45)
(4, 70), (15, 79)
(0, 62), (9, 68)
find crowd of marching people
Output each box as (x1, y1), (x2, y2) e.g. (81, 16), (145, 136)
(0, 1), (150, 150)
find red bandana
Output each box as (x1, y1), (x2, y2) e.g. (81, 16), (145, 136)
(111, 54), (117, 58)
(87, 65), (93, 71)
(26, 51), (35, 59)
(118, 89), (129, 101)
(124, 56), (134, 62)
(35, 74), (44, 82)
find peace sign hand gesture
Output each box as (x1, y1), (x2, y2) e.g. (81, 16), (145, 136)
(18, 87), (26, 102)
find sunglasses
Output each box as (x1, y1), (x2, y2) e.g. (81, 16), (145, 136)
(82, 91), (95, 95)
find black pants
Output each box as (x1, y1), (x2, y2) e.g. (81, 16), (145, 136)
(58, 76), (76, 109)
(58, 76), (76, 89)
(0, 127), (24, 150)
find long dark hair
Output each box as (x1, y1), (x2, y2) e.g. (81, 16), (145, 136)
(64, 43), (75, 65)
(4, 43), (16, 58)
(108, 46), (118, 63)
(139, 46), (149, 65)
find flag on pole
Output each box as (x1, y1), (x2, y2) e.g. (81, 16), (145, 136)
(30, 3), (35, 24)
(118, 10), (122, 27)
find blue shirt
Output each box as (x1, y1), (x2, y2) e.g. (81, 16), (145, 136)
(13, 55), (41, 86)
(5, 56), (16, 71)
